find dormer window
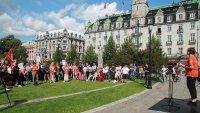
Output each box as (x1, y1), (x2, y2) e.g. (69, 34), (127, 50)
(124, 22), (128, 28)
(167, 16), (172, 23)
(157, 17), (161, 23)
(179, 14), (183, 20)
(148, 19), (152, 24)
(118, 23), (121, 28)
(190, 12), (196, 19)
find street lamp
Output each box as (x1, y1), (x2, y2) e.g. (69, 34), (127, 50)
(147, 24), (153, 89)
(197, 25), (199, 59)
(136, 20), (140, 75)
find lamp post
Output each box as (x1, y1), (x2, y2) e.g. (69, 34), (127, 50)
(147, 24), (153, 89)
(197, 25), (199, 59)
(136, 20), (140, 74)
(57, 40), (61, 63)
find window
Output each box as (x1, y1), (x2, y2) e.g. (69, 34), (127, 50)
(191, 22), (195, 29)
(124, 29), (127, 36)
(167, 25), (172, 32)
(191, 33), (195, 41)
(178, 48), (183, 54)
(117, 37), (120, 44)
(157, 26), (161, 33)
(118, 23), (121, 28)
(178, 34), (183, 41)
(124, 22), (128, 28)
(167, 48), (172, 55)
(179, 14), (183, 20)
(157, 36), (161, 44)
(89, 34), (91, 39)
(178, 24), (183, 32)
(63, 40), (67, 43)
(190, 13), (196, 19)
(148, 19), (152, 24)
(167, 16), (172, 22)
(63, 46), (66, 50)
(157, 17), (161, 23)
(99, 33), (101, 38)
(167, 35), (172, 42)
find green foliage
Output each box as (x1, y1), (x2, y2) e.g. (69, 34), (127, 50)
(66, 45), (79, 64)
(140, 36), (168, 73)
(103, 36), (117, 63)
(0, 35), (27, 63)
(82, 45), (97, 64)
(108, 37), (136, 66)
(53, 45), (66, 63)
(13, 46), (27, 63)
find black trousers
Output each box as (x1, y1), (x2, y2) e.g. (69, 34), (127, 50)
(187, 76), (197, 99)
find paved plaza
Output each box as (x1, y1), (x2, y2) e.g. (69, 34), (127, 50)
(83, 76), (200, 113)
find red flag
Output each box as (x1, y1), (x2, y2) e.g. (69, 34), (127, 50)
(6, 48), (13, 67)
(122, 0), (125, 5)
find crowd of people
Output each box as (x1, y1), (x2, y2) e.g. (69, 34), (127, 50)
(0, 59), (154, 89)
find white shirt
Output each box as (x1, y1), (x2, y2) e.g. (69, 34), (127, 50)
(122, 67), (129, 75)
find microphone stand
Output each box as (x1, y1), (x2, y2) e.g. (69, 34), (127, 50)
(160, 65), (180, 112)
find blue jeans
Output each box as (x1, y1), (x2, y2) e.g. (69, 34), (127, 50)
(57, 71), (64, 80)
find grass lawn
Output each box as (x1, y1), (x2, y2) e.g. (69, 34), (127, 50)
(0, 79), (155, 113)
(0, 80), (115, 105)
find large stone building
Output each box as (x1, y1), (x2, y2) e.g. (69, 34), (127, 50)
(85, 0), (200, 58)
(22, 41), (36, 62)
(35, 29), (85, 61)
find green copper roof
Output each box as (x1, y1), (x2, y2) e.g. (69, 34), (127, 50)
(177, 5), (185, 13)
(155, 9), (163, 16)
(104, 18), (111, 24)
(86, 21), (92, 27)
(150, 0), (199, 11)
(116, 16), (123, 22)
(93, 21), (100, 26)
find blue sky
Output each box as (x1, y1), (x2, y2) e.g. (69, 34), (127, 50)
(0, 0), (182, 42)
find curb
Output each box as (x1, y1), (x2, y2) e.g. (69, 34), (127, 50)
(82, 82), (160, 113)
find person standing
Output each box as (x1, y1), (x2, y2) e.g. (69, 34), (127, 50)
(121, 65), (129, 83)
(50, 62), (56, 83)
(181, 47), (198, 106)
(144, 64), (150, 86)
(31, 62), (38, 85)
(63, 64), (70, 82)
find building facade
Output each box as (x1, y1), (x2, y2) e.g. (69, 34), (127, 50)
(22, 41), (36, 62)
(35, 29), (85, 62)
(85, 0), (200, 58)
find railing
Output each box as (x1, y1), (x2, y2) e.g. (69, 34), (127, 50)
(166, 41), (172, 46)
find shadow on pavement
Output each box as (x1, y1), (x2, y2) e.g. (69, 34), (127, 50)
(149, 98), (200, 113)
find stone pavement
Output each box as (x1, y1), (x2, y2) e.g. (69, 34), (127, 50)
(83, 76), (200, 113)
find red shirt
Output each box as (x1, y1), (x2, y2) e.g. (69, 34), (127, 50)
(186, 55), (198, 78)
(32, 65), (38, 75)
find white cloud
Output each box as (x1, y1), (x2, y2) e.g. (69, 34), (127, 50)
(23, 16), (55, 31)
(73, 2), (121, 22)
(0, 13), (36, 36)
(0, 2), (123, 38)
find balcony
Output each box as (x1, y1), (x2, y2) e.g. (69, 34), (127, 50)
(188, 40), (196, 45)
(166, 41), (172, 46)
(177, 29), (183, 33)
(156, 31), (161, 35)
(177, 41), (183, 45)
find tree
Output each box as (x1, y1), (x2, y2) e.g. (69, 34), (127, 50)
(13, 46), (27, 63)
(82, 45), (97, 64)
(141, 36), (168, 73)
(103, 36), (117, 63)
(0, 35), (27, 63)
(66, 45), (79, 64)
(53, 45), (66, 63)
(109, 37), (137, 65)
